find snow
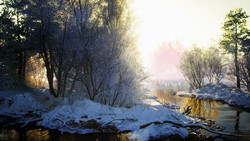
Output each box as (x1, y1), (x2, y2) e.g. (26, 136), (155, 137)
(9, 93), (42, 114)
(0, 88), (214, 141)
(162, 102), (181, 109)
(128, 123), (189, 141)
(0, 91), (42, 114)
(40, 99), (190, 131)
(1, 84), (248, 140)
(0, 89), (64, 114)
(146, 95), (158, 99)
(39, 98), (193, 139)
(176, 84), (250, 108)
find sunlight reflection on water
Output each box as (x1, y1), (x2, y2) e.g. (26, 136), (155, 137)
(151, 87), (250, 140)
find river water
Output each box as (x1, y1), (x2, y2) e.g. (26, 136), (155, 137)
(0, 128), (130, 141)
(152, 87), (250, 140)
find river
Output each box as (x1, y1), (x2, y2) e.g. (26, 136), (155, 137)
(0, 128), (130, 141)
(152, 87), (250, 140)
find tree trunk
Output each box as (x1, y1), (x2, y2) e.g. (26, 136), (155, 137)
(235, 43), (241, 89)
(16, 10), (26, 85)
(17, 49), (27, 85)
(22, 50), (26, 84)
(18, 50), (23, 84)
(41, 35), (58, 97)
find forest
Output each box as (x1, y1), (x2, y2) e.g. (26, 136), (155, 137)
(0, 0), (146, 107)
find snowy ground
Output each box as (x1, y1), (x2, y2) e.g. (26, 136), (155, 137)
(0, 88), (229, 141)
(176, 84), (250, 109)
(39, 99), (195, 140)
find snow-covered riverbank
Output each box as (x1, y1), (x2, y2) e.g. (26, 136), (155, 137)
(176, 84), (250, 109)
(39, 99), (194, 140)
(0, 88), (230, 140)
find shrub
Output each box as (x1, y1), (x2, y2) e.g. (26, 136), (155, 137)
(179, 46), (206, 89)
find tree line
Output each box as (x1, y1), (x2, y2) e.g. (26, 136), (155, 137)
(0, 0), (146, 107)
(180, 8), (250, 91)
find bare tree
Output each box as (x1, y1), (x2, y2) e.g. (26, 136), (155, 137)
(69, 0), (146, 106)
(239, 55), (250, 91)
(179, 46), (206, 89)
(203, 47), (225, 84)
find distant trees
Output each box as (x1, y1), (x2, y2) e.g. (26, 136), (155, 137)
(179, 46), (206, 89)
(150, 41), (183, 80)
(180, 8), (250, 91)
(179, 46), (225, 89)
(203, 47), (225, 84)
(219, 8), (249, 88)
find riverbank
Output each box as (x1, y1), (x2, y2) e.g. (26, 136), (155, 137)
(176, 84), (250, 109)
(0, 88), (232, 140)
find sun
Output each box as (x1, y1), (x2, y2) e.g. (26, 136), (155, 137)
(131, 0), (219, 67)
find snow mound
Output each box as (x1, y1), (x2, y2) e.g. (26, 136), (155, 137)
(0, 92), (42, 115)
(177, 84), (250, 108)
(10, 93), (42, 114)
(163, 102), (181, 109)
(39, 99), (193, 140)
(128, 123), (189, 141)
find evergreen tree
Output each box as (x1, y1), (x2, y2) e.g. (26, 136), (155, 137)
(3, 0), (29, 85)
(219, 8), (249, 88)
(0, 7), (20, 86)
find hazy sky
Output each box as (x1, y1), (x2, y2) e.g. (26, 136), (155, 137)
(133, 0), (250, 67)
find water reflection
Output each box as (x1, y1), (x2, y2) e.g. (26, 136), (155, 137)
(25, 129), (50, 141)
(0, 128), (131, 141)
(0, 129), (19, 140)
(183, 98), (220, 118)
(152, 88), (250, 139)
(234, 111), (240, 131)
(154, 88), (221, 119)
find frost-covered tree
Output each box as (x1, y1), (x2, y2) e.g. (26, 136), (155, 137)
(2, 0), (146, 106)
(179, 46), (206, 89)
(240, 34), (250, 91)
(22, 0), (81, 97)
(70, 0), (146, 106)
(238, 56), (250, 91)
(203, 47), (225, 84)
